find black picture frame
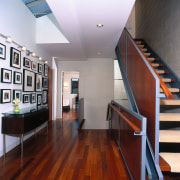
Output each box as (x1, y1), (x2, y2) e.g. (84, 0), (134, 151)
(1, 68), (12, 83)
(10, 47), (21, 69)
(37, 94), (42, 106)
(71, 78), (79, 94)
(13, 89), (21, 100)
(14, 71), (22, 84)
(35, 73), (42, 92)
(23, 57), (31, 68)
(0, 89), (11, 103)
(31, 61), (37, 71)
(43, 90), (48, 104)
(42, 77), (48, 88)
(0, 43), (6, 60)
(38, 63), (43, 74)
(44, 64), (48, 77)
(23, 94), (30, 103)
(23, 69), (35, 92)
(30, 93), (36, 103)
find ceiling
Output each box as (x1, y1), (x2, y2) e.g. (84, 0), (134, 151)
(35, 0), (135, 61)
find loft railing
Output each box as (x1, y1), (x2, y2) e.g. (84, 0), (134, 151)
(116, 28), (161, 163)
(107, 100), (146, 180)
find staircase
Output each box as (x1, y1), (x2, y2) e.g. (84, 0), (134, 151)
(135, 39), (180, 173)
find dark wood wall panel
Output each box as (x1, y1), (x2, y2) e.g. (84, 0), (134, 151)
(118, 30), (127, 69)
(126, 36), (156, 153)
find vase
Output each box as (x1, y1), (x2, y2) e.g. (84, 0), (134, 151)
(14, 106), (20, 113)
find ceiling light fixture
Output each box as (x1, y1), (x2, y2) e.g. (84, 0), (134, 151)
(97, 24), (104, 28)
(21, 46), (26, 51)
(31, 52), (36, 57)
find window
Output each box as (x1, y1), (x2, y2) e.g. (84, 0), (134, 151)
(71, 78), (79, 94)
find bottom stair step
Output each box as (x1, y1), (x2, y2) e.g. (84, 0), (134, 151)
(159, 153), (180, 172)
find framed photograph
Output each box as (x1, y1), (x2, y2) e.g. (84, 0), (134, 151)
(23, 69), (35, 92)
(0, 89), (11, 103)
(30, 93), (36, 103)
(31, 61), (37, 71)
(0, 43), (6, 60)
(23, 94), (30, 103)
(23, 57), (31, 68)
(42, 77), (48, 88)
(44, 64), (48, 77)
(36, 73), (42, 92)
(37, 94), (42, 106)
(43, 90), (48, 104)
(13, 89), (21, 100)
(14, 71), (22, 84)
(1, 68), (12, 83)
(38, 63), (43, 74)
(10, 47), (21, 69)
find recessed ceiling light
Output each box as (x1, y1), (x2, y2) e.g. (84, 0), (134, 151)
(97, 24), (104, 28)
(98, 52), (101, 55)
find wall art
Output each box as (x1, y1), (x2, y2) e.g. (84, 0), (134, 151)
(43, 90), (48, 104)
(0, 43), (6, 60)
(23, 57), (31, 68)
(30, 93), (36, 103)
(35, 73), (42, 92)
(44, 64), (48, 76)
(38, 63), (43, 74)
(42, 77), (48, 88)
(31, 61), (37, 71)
(23, 94), (30, 103)
(1, 68), (12, 83)
(37, 94), (42, 106)
(14, 71), (22, 84)
(0, 89), (11, 103)
(23, 69), (35, 92)
(10, 47), (21, 69)
(13, 89), (21, 100)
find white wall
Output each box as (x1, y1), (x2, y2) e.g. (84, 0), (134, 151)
(0, 0), (51, 156)
(63, 72), (79, 109)
(57, 58), (114, 129)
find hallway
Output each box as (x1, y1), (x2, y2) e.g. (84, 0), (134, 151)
(0, 110), (130, 180)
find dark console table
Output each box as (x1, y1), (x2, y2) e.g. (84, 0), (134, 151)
(2, 106), (49, 158)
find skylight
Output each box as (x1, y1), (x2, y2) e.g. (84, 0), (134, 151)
(22, 0), (52, 18)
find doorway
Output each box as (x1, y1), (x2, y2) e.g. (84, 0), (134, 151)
(62, 71), (79, 122)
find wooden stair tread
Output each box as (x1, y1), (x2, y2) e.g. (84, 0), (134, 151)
(151, 63), (164, 67)
(162, 78), (176, 83)
(159, 130), (180, 143)
(156, 70), (170, 74)
(159, 153), (180, 172)
(141, 48), (148, 52)
(138, 44), (144, 48)
(148, 57), (158, 61)
(144, 52), (151, 56)
(135, 41), (142, 44)
(160, 99), (180, 105)
(160, 113), (180, 121)
(159, 155), (171, 171)
(160, 88), (180, 93)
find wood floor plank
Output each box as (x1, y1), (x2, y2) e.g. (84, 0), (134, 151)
(0, 110), (179, 179)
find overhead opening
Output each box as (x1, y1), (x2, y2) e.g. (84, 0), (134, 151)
(22, 0), (52, 18)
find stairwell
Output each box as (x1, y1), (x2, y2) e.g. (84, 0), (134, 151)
(135, 39), (180, 173)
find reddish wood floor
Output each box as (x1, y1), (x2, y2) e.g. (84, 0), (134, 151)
(0, 110), (130, 180)
(0, 110), (180, 179)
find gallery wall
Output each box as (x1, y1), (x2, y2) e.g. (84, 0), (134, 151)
(0, 0), (51, 157)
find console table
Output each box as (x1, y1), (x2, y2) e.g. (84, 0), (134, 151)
(1, 106), (49, 158)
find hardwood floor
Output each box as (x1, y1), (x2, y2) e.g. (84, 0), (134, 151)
(1, 110), (179, 180)
(0, 110), (130, 180)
